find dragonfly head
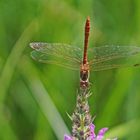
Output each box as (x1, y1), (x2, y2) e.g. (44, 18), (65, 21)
(80, 63), (90, 88)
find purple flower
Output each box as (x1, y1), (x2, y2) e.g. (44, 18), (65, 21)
(89, 123), (108, 140)
(64, 134), (72, 140)
(64, 123), (117, 140)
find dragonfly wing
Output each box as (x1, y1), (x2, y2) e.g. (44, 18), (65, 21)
(30, 42), (82, 70)
(88, 45), (140, 71)
(92, 60), (140, 71)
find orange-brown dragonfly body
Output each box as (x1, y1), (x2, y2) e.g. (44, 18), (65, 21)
(80, 17), (90, 88)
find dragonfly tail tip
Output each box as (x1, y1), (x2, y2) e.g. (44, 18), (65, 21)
(87, 16), (90, 21)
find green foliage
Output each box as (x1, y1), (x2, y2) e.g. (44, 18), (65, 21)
(0, 0), (140, 139)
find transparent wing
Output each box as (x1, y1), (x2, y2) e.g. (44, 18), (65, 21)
(30, 43), (140, 71)
(88, 45), (140, 71)
(30, 42), (82, 70)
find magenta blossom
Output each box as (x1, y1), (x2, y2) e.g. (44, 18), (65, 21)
(64, 123), (117, 140)
(64, 135), (72, 140)
(89, 123), (108, 140)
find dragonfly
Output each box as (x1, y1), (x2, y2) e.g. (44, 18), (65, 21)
(30, 17), (140, 88)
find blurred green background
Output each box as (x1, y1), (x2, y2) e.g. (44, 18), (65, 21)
(0, 0), (140, 139)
